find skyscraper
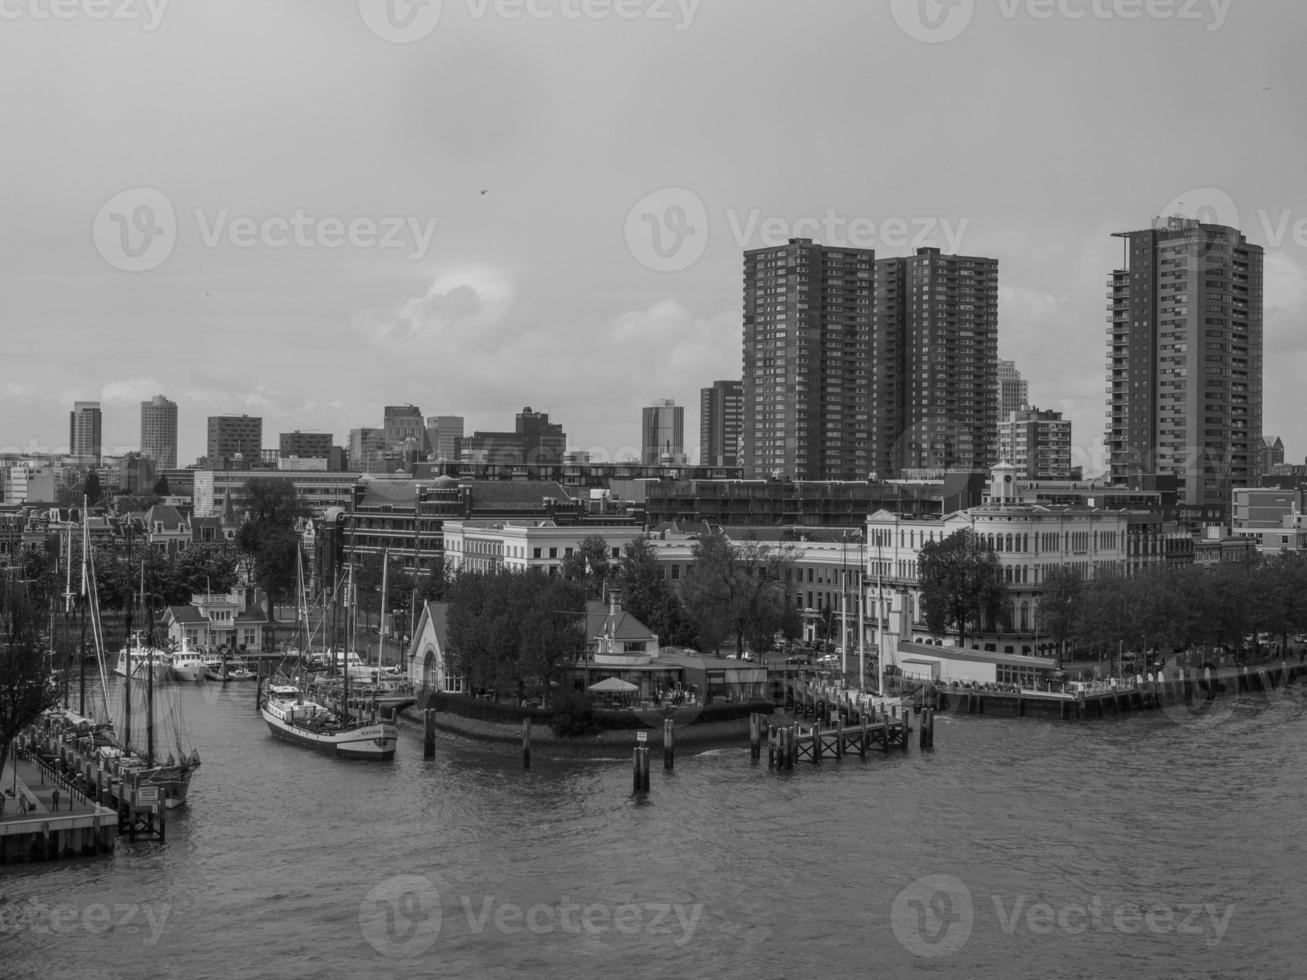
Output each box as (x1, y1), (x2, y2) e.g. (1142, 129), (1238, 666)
(700, 380), (743, 467)
(996, 360), (1028, 419)
(742, 238), (876, 480)
(641, 399), (684, 464)
(140, 394), (178, 469)
(206, 415), (263, 469)
(69, 401), (102, 466)
(874, 247), (1000, 478)
(516, 407), (565, 465)
(1107, 216), (1263, 508)
(426, 415), (464, 462)
(383, 405), (426, 452)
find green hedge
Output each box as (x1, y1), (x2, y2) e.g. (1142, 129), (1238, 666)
(419, 691), (772, 732)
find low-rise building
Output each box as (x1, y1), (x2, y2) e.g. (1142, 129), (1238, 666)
(161, 589), (269, 653)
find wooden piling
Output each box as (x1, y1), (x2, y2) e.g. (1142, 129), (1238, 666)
(750, 713), (762, 763)
(423, 707), (436, 760)
(663, 718), (674, 771)
(859, 709), (868, 759)
(522, 717), (531, 770)
(633, 733), (650, 793)
(835, 716), (844, 760)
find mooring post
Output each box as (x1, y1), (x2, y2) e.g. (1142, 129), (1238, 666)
(750, 713), (761, 764)
(522, 717), (532, 770)
(663, 718), (674, 771)
(881, 715), (890, 754)
(423, 707), (436, 760)
(859, 708), (867, 759)
(835, 715), (844, 760)
(633, 732), (650, 793)
(767, 724), (775, 769)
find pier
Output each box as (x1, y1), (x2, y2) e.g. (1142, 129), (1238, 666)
(1, 751), (117, 864)
(927, 661), (1307, 720)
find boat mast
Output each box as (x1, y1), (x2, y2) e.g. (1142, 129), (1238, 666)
(142, 560), (154, 766)
(377, 548), (388, 668)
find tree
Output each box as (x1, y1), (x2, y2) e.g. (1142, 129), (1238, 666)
(560, 535), (614, 599)
(611, 536), (695, 648)
(0, 582), (60, 779)
(733, 537), (804, 654)
(917, 528), (1005, 646)
(235, 478), (309, 622)
(679, 530), (747, 653)
(444, 568), (584, 705)
(678, 531), (802, 654)
(1038, 566), (1082, 666)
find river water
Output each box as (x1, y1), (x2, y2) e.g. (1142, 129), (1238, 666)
(1, 678), (1304, 979)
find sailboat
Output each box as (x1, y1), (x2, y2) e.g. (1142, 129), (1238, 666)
(49, 507), (201, 808)
(258, 559), (397, 760)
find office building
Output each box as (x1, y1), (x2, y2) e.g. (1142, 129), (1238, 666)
(69, 401), (102, 466)
(641, 399), (684, 464)
(384, 405), (426, 452)
(206, 415), (263, 469)
(427, 416), (464, 462)
(1107, 216), (1263, 509)
(280, 431), (334, 460)
(140, 394), (178, 469)
(996, 360), (1028, 418)
(699, 380), (743, 468)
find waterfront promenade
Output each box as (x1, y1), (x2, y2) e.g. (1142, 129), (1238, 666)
(0, 752), (117, 863)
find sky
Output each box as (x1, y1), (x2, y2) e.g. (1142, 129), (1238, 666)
(2, 0), (1305, 471)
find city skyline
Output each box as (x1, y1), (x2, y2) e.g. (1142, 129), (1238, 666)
(2, 4), (1305, 474)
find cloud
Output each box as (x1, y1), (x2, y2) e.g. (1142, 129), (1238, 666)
(1265, 249), (1307, 316)
(359, 267), (517, 349)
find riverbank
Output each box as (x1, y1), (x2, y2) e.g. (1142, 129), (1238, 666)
(396, 705), (765, 759)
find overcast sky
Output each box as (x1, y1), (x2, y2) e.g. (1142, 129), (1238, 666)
(2, 0), (1304, 470)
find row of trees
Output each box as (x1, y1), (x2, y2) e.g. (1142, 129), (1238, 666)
(915, 526), (1307, 665)
(0, 582), (58, 779)
(1039, 555), (1307, 663)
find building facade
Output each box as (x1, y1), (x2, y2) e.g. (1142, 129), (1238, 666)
(280, 431), (333, 460)
(427, 416), (464, 462)
(140, 394), (178, 469)
(384, 405), (426, 451)
(206, 415), (263, 469)
(699, 380), (743, 468)
(996, 360), (1028, 419)
(441, 519), (641, 576)
(1107, 216), (1264, 512)
(641, 399), (684, 464)
(742, 238), (876, 481)
(997, 407), (1072, 480)
(69, 401), (102, 466)
(876, 247), (1000, 479)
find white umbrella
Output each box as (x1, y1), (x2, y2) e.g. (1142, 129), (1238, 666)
(588, 677), (638, 693)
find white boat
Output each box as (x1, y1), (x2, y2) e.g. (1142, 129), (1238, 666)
(170, 638), (207, 682)
(113, 633), (173, 680)
(259, 682), (397, 760)
(203, 660), (228, 682)
(226, 662), (257, 681)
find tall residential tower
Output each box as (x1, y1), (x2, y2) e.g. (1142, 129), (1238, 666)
(1107, 216), (1263, 509)
(140, 394), (178, 469)
(69, 401), (102, 466)
(699, 380), (743, 467)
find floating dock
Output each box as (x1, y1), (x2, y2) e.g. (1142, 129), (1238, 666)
(0, 752), (117, 864)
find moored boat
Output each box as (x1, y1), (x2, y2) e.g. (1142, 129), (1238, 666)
(170, 637), (207, 682)
(258, 682), (397, 760)
(113, 633), (173, 680)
